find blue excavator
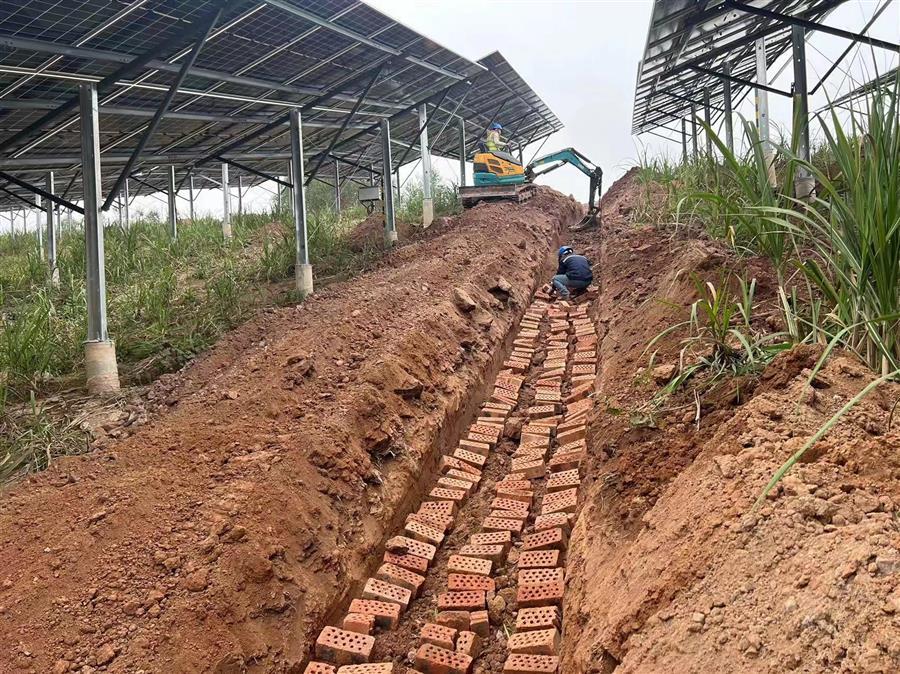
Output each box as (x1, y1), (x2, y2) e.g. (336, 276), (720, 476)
(458, 147), (603, 227)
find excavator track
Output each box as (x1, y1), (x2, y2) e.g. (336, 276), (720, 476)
(459, 183), (536, 209)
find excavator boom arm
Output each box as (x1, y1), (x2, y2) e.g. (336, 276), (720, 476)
(525, 147), (603, 226)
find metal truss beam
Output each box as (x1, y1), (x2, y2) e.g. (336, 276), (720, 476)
(215, 156), (292, 188)
(0, 171), (84, 214)
(689, 64), (792, 97)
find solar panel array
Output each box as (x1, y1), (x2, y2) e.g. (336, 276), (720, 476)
(632, 0), (845, 135)
(0, 0), (562, 210)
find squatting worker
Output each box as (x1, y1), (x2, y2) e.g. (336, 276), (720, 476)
(485, 122), (506, 152)
(551, 246), (593, 299)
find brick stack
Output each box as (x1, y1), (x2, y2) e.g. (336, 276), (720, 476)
(411, 303), (547, 674)
(498, 301), (596, 674)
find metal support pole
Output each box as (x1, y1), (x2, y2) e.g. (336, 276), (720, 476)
(395, 169), (401, 212)
(46, 171), (58, 284)
(755, 37), (777, 186)
(334, 160), (341, 213)
(703, 87), (713, 157)
(458, 118), (466, 188)
(287, 161), (293, 212)
(34, 193), (44, 260)
(418, 104), (434, 226)
(369, 163), (375, 187)
(792, 25), (814, 200)
(290, 108), (313, 295)
(276, 174), (283, 214)
(123, 177), (130, 229)
(382, 118), (397, 244)
(79, 83), (119, 393)
(117, 195), (123, 228)
(188, 174), (195, 221)
(723, 63), (734, 153)
(681, 118), (688, 164)
(221, 162), (232, 239)
(237, 175), (243, 217)
(166, 165), (177, 238)
(690, 103), (699, 159)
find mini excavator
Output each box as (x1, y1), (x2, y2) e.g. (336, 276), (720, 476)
(459, 147), (603, 227)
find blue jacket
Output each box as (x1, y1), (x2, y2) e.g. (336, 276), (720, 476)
(557, 254), (593, 283)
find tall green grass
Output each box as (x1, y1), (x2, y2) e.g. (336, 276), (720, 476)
(398, 174), (461, 223)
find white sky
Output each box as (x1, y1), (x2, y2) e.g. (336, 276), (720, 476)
(3, 0), (898, 233)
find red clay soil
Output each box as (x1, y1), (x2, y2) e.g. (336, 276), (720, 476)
(561, 170), (900, 673)
(0, 189), (581, 674)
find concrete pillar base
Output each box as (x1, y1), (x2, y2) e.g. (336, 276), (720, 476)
(422, 198), (434, 228)
(296, 263), (314, 296)
(222, 222), (233, 240)
(795, 176), (816, 201)
(385, 229), (398, 246)
(84, 340), (120, 394)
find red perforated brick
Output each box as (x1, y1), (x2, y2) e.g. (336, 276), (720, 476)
(556, 426), (586, 446)
(488, 509), (528, 522)
(452, 448), (486, 468)
(510, 459), (545, 479)
(482, 516), (524, 534)
(383, 551), (429, 574)
(546, 469), (580, 493)
(446, 468), (479, 484)
(455, 630), (481, 659)
(429, 487), (467, 503)
(508, 627), (560, 655)
(405, 520), (446, 546)
(342, 612), (374, 635)
(496, 479), (532, 493)
(470, 423), (501, 440)
(516, 606), (561, 632)
(534, 513), (572, 534)
(420, 622), (457, 650)
(315, 626), (375, 665)
(512, 446), (546, 461)
(335, 665), (394, 674)
(419, 500), (457, 516)
(386, 536), (436, 561)
(376, 563), (426, 596)
(414, 643), (473, 674)
(407, 511), (453, 534)
(522, 528), (566, 552)
(494, 487), (533, 504)
(470, 530), (512, 547)
(304, 663), (336, 674)
(527, 405), (557, 419)
(447, 554), (492, 576)
(547, 451), (583, 473)
(540, 489), (578, 515)
(467, 431), (497, 447)
(448, 573), (495, 593)
(436, 611), (470, 632)
(571, 364), (596, 375)
(516, 579), (564, 608)
(502, 653), (559, 673)
(437, 591), (485, 616)
(441, 455), (481, 477)
(348, 599), (401, 630)
(458, 544), (506, 563)
(519, 567), (564, 588)
(437, 476), (474, 494)
(362, 577), (412, 609)
(490, 498), (530, 514)
(517, 549), (561, 569)
(459, 439), (491, 456)
(470, 610), (489, 638)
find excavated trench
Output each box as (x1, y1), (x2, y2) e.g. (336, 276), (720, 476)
(304, 283), (600, 673)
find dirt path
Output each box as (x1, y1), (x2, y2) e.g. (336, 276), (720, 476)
(304, 289), (599, 673)
(0, 190), (581, 674)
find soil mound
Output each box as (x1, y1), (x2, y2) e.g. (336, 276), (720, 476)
(562, 170), (900, 673)
(0, 191), (580, 673)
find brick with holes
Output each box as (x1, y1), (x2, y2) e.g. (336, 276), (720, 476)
(347, 599), (401, 630)
(459, 439), (491, 457)
(526, 405), (557, 419)
(495, 487), (533, 504)
(314, 626), (375, 665)
(452, 448), (486, 469)
(467, 431), (497, 447)
(437, 476), (474, 495)
(446, 468), (479, 485)
(470, 610), (490, 638)
(517, 549), (561, 569)
(362, 577), (412, 610)
(404, 520), (446, 546)
(488, 509), (528, 523)
(376, 563), (426, 597)
(455, 630), (482, 659)
(304, 663), (336, 674)
(342, 612), (374, 635)
(457, 544), (506, 563)
(438, 589), (486, 612)
(419, 500), (457, 517)
(508, 627), (560, 656)
(429, 487), (467, 504)
(447, 554), (492, 576)
(516, 578), (565, 608)
(482, 516), (524, 535)
(436, 610), (470, 632)
(533, 513), (573, 535)
(548, 452), (584, 473)
(556, 426), (586, 446)
(522, 528), (567, 552)
(385, 536), (437, 562)
(510, 459), (545, 479)
(470, 530), (512, 547)
(448, 573), (495, 594)
(414, 642), (473, 674)
(515, 606), (561, 632)
(335, 665), (395, 674)
(546, 469), (581, 493)
(490, 498), (530, 515)
(440, 455), (481, 477)
(407, 511), (453, 534)
(502, 653), (560, 674)
(540, 489), (578, 515)
(420, 622), (457, 650)
(496, 479), (532, 492)
(519, 567), (565, 588)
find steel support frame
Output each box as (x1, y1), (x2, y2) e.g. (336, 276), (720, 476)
(458, 118), (466, 187)
(722, 63), (734, 153)
(690, 104), (699, 159)
(289, 109), (312, 295)
(188, 174), (195, 221)
(333, 161), (341, 213)
(791, 25), (814, 199)
(46, 171), (59, 283)
(0, 171), (84, 213)
(381, 119), (397, 244)
(221, 162), (232, 239)
(754, 37), (777, 186)
(689, 64), (792, 98)
(167, 165), (178, 237)
(702, 87), (713, 156)
(419, 103), (433, 226)
(681, 118), (688, 163)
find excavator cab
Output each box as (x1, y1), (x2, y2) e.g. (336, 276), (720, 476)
(472, 140), (526, 186)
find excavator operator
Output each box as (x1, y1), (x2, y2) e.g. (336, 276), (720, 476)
(485, 122), (506, 152)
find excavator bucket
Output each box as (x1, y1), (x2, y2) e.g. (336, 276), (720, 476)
(575, 209), (599, 229)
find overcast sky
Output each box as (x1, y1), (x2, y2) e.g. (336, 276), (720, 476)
(4, 0), (898, 232)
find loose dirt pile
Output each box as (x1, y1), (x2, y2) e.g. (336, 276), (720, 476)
(561, 171), (900, 673)
(0, 189), (581, 673)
